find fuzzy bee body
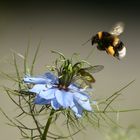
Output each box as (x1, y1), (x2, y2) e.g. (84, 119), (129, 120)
(91, 23), (126, 60)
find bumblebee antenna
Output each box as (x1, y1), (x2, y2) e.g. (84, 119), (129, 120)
(81, 38), (92, 46)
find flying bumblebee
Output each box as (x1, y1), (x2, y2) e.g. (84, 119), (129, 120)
(77, 65), (104, 87)
(83, 22), (126, 60)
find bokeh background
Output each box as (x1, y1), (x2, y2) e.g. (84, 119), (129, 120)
(0, 0), (140, 139)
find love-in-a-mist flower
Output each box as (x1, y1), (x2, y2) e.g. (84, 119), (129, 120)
(23, 57), (98, 117)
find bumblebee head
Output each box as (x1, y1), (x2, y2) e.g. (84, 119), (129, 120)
(91, 34), (100, 45)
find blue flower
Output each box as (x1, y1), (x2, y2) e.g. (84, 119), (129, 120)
(24, 72), (92, 117)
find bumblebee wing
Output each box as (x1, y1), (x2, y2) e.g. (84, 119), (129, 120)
(79, 70), (96, 83)
(82, 65), (104, 74)
(110, 22), (125, 36)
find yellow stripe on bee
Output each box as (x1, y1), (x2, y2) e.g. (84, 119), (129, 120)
(98, 32), (102, 39)
(106, 46), (115, 56)
(113, 36), (119, 46)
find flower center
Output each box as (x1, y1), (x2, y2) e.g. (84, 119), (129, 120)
(57, 59), (79, 90)
(58, 84), (69, 91)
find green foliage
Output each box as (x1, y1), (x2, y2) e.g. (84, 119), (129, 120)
(0, 46), (138, 140)
(105, 126), (140, 140)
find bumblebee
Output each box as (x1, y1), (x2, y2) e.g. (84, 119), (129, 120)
(86, 22), (126, 60)
(78, 65), (104, 87)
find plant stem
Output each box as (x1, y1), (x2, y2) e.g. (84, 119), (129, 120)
(41, 109), (55, 140)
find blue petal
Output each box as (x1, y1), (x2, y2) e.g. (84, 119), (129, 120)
(24, 76), (48, 84)
(34, 95), (51, 105)
(55, 89), (73, 108)
(39, 88), (55, 100)
(29, 84), (47, 94)
(69, 84), (80, 91)
(78, 100), (92, 111)
(24, 72), (58, 85)
(74, 92), (92, 111)
(42, 72), (58, 84)
(70, 100), (83, 118)
(92, 101), (97, 105)
(69, 83), (94, 92)
(74, 91), (89, 101)
(75, 98), (92, 111)
(51, 98), (61, 110)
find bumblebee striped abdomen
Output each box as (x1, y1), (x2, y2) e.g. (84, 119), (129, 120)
(91, 31), (126, 60)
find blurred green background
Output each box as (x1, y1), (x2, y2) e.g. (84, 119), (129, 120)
(0, 1), (140, 139)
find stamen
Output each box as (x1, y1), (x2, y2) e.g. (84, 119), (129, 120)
(58, 84), (69, 91)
